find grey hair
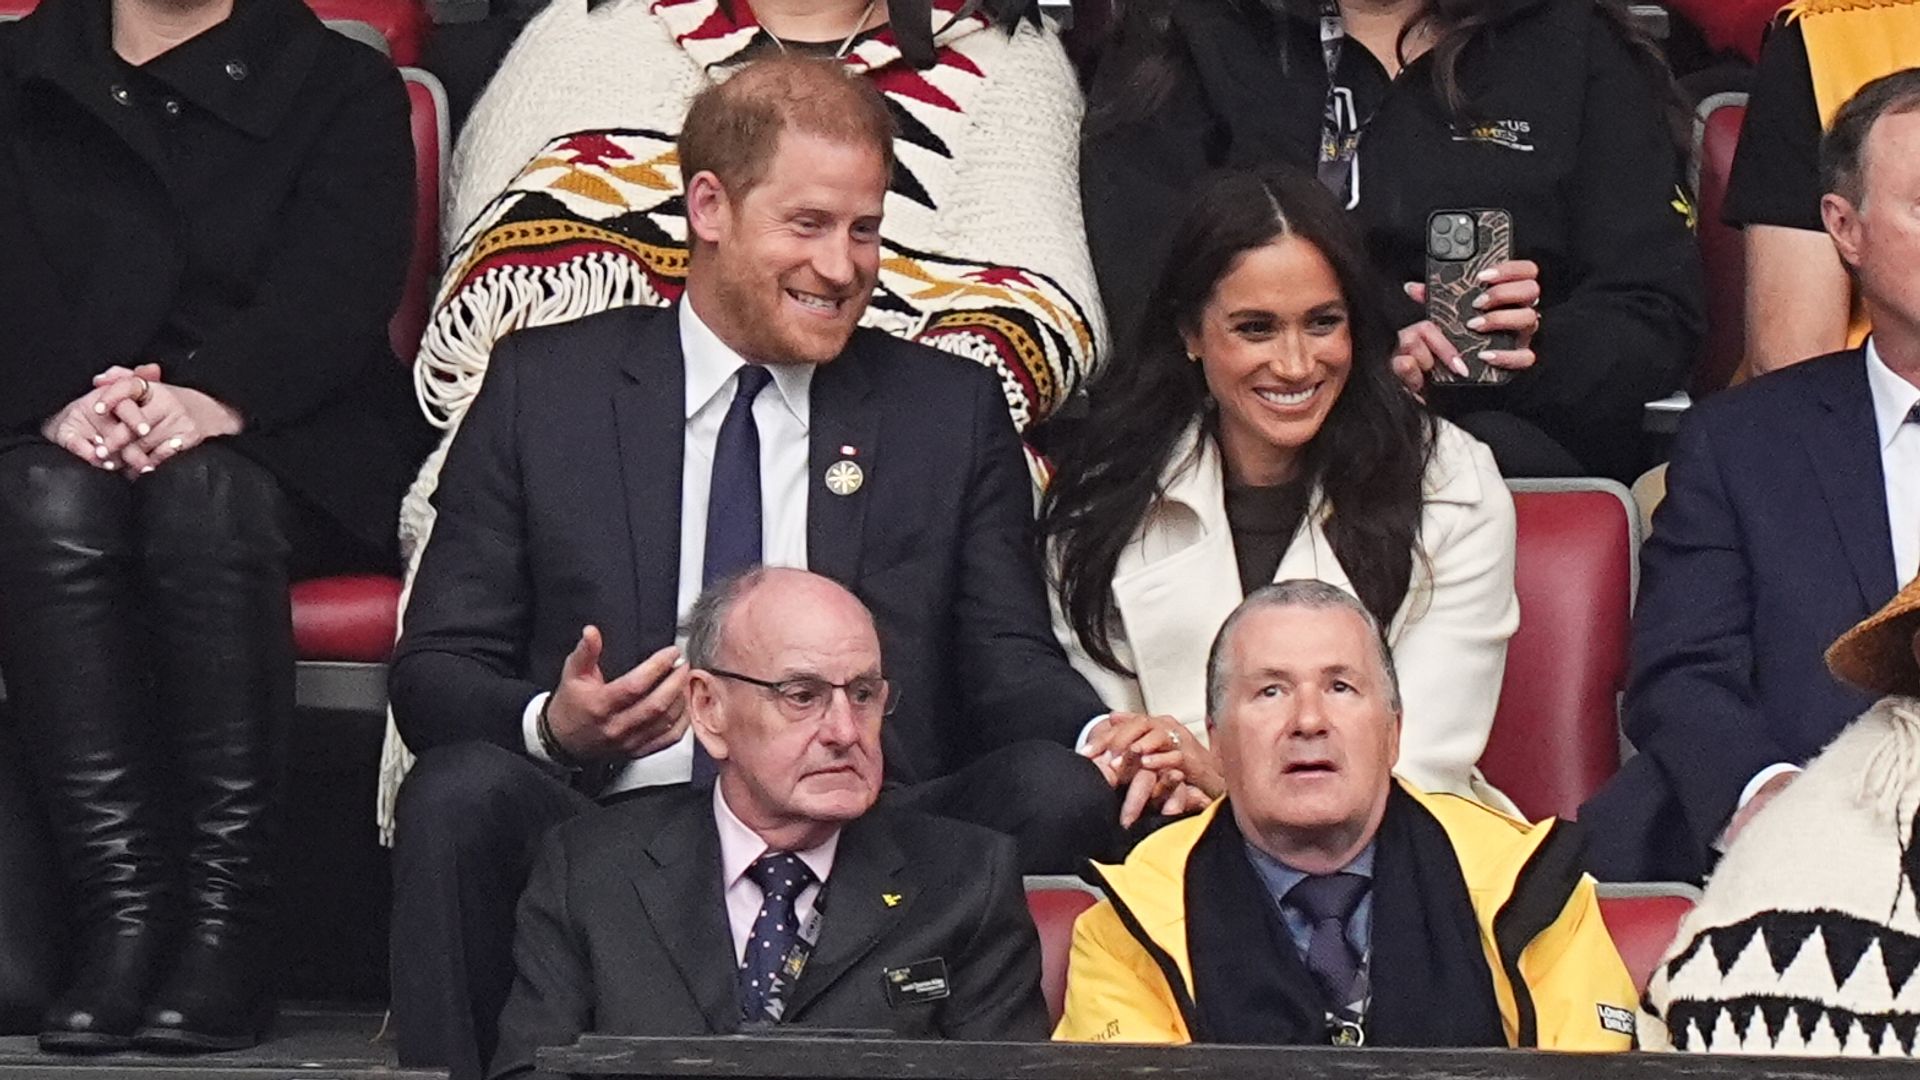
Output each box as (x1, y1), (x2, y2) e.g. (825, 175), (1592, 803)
(1203, 579), (1403, 719)
(682, 566), (778, 670)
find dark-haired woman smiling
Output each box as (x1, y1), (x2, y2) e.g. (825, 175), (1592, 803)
(1045, 168), (1518, 814)
(1081, 0), (1704, 481)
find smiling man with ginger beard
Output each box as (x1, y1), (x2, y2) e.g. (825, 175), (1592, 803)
(1054, 580), (1635, 1050)
(388, 55), (1127, 1080)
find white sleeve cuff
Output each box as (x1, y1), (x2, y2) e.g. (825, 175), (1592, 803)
(522, 691), (554, 763)
(1075, 713), (1111, 754)
(1737, 762), (1802, 812)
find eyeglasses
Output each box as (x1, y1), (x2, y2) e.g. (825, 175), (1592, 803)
(707, 668), (898, 722)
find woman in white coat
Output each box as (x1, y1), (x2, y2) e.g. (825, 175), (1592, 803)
(1041, 167), (1531, 815)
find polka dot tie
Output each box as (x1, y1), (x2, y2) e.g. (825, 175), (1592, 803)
(739, 851), (816, 1023)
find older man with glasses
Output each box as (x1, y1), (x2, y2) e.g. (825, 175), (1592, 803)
(487, 567), (1050, 1080)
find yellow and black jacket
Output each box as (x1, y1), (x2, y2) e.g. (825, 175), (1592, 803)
(1054, 782), (1635, 1049)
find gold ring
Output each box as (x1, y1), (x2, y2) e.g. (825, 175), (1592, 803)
(131, 376), (151, 404)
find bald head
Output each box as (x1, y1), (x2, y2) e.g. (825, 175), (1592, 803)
(684, 569), (887, 848)
(678, 54), (895, 204)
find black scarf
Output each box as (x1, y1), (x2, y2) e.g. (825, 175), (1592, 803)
(1184, 786), (1509, 1047)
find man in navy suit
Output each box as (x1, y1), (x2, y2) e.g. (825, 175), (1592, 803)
(384, 57), (1156, 1079)
(1584, 70), (1920, 883)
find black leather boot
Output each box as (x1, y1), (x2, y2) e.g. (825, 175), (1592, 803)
(0, 445), (174, 1053)
(129, 447), (294, 1053)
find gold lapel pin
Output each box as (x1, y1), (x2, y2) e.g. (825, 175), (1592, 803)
(825, 460), (864, 497)
(882, 893), (902, 907)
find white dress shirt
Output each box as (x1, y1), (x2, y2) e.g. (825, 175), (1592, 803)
(1868, 337), (1920, 588)
(1730, 337), (1920, 825)
(714, 785), (838, 965)
(522, 300), (814, 790)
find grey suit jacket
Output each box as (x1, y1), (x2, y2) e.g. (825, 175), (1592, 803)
(488, 787), (1051, 1079)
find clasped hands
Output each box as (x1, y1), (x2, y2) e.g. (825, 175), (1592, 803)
(40, 363), (244, 475)
(1083, 712), (1226, 828)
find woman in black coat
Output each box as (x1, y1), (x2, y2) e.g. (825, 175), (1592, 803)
(0, 0), (429, 1051)
(1081, 0), (1706, 482)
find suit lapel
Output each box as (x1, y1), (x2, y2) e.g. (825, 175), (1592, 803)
(784, 813), (910, 1017)
(629, 796), (739, 1033)
(806, 337), (877, 588)
(612, 309), (688, 649)
(1801, 352), (1898, 613)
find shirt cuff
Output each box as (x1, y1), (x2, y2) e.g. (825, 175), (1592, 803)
(1737, 762), (1802, 811)
(1075, 713), (1111, 754)
(522, 691), (554, 764)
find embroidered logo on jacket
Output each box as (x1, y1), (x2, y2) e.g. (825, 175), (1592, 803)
(1451, 119), (1535, 151)
(1597, 1003), (1637, 1035)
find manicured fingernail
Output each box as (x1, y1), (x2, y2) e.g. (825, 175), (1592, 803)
(136, 423), (150, 437)
(140, 465), (155, 474)
(1479, 351), (1501, 364)
(1402, 282), (1420, 297)
(102, 460), (117, 470)
(1450, 355), (1471, 377)
(1467, 316), (1488, 331)
(672, 657), (687, 669)
(93, 444), (109, 459)
(93, 402), (106, 414)
(166, 437), (184, 451)
(1471, 294), (1489, 309)
(1476, 268), (1499, 282)
(91, 434), (105, 445)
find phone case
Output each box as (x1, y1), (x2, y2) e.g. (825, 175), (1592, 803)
(1425, 208), (1515, 386)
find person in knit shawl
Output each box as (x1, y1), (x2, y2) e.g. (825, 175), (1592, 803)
(374, 0), (1109, 835)
(1643, 573), (1920, 1055)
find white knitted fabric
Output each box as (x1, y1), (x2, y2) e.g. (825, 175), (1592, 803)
(375, 0), (1105, 838)
(1642, 696), (1920, 1056)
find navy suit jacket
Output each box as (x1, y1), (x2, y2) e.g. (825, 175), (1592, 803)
(1583, 350), (1897, 882)
(390, 304), (1105, 787)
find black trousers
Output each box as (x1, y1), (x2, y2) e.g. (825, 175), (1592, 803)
(389, 739), (1119, 1079)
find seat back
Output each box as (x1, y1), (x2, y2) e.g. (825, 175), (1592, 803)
(1024, 876), (1102, 1028)
(1479, 480), (1639, 821)
(1692, 93), (1748, 399)
(1597, 882), (1700, 996)
(307, 0), (428, 64)
(393, 67), (448, 365)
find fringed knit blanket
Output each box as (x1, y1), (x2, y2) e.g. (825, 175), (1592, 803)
(1642, 696), (1920, 1055)
(377, 0), (1105, 837)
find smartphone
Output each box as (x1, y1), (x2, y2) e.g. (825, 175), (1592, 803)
(1424, 208), (1515, 387)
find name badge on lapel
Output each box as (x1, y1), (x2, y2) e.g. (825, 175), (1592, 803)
(883, 958), (950, 1007)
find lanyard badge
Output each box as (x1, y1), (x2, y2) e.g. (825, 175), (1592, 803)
(1314, 1), (1363, 210)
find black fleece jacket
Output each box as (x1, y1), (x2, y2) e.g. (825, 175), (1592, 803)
(1081, 0), (1705, 481)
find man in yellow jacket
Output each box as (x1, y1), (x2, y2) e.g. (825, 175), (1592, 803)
(1054, 580), (1635, 1050)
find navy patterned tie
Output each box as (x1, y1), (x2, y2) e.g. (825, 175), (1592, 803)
(694, 365), (773, 783)
(1284, 872), (1369, 1009)
(739, 852), (816, 1024)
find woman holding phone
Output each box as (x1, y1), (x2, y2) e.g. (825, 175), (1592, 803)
(1080, 0), (1703, 481)
(1044, 168), (1523, 818)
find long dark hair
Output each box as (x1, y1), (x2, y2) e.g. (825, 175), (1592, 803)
(1041, 167), (1434, 676)
(1090, 0), (1677, 143)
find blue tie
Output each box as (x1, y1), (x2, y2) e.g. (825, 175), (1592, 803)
(693, 365), (773, 784)
(739, 852), (816, 1024)
(704, 365), (775, 589)
(1285, 872), (1368, 1010)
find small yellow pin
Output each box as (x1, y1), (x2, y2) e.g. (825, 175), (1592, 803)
(825, 460), (864, 497)
(882, 893), (902, 907)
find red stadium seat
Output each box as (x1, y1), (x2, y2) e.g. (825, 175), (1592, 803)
(307, 0), (429, 65)
(1597, 882), (1699, 997)
(292, 575), (404, 662)
(1479, 480), (1639, 822)
(393, 66), (448, 365)
(288, 68), (444, 695)
(1024, 876), (1102, 1028)
(1692, 93), (1748, 399)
